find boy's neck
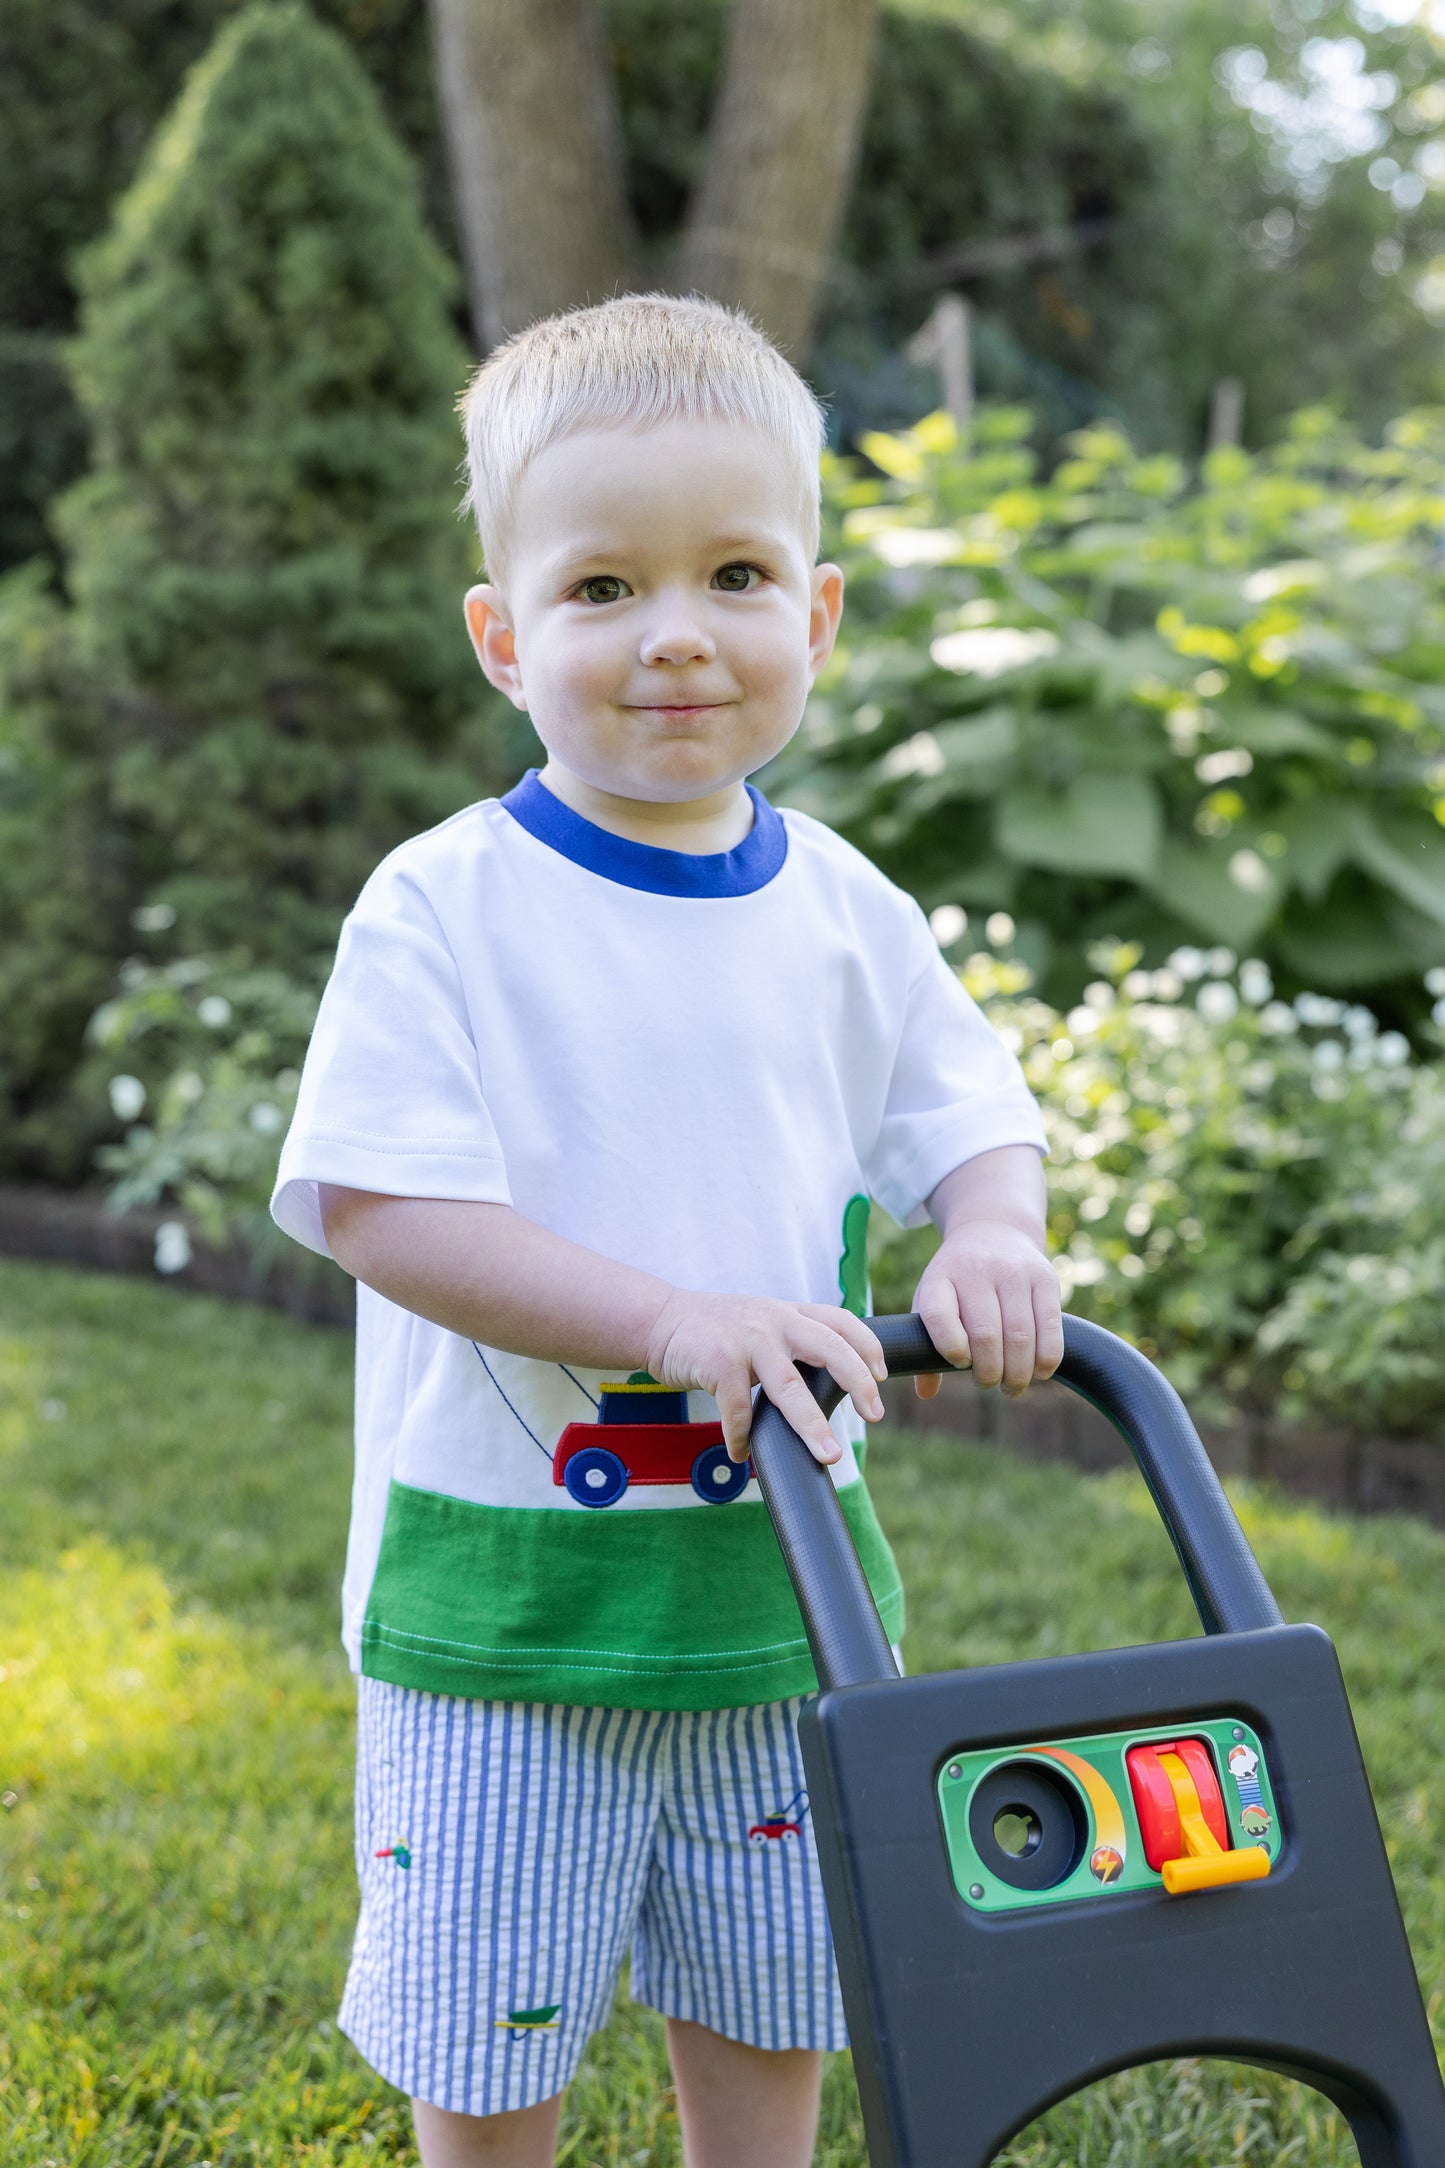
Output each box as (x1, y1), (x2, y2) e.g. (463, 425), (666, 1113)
(536, 762), (756, 855)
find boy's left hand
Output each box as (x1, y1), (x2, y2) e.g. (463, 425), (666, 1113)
(912, 1219), (1063, 1401)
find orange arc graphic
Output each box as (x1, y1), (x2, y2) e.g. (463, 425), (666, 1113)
(1023, 1745), (1127, 1866)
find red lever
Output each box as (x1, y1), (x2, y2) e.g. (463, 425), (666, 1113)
(1127, 1739), (1230, 1870)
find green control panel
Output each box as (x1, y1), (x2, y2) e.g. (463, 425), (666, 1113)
(936, 1715), (1280, 1914)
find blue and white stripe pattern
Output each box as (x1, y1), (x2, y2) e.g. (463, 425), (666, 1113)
(341, 1677), (847, 2115)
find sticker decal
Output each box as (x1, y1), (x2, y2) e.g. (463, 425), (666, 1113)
(1026, 1744), (1129, 1879)
(1229, 1743), (1273, 1836)
(375, 1841), (412, 1870)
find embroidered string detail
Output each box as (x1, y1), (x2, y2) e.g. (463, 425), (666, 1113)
(558, 1365), (601, 1409)
(470, 1344), (553, 1462)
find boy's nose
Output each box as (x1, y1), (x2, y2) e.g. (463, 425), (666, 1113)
(638, 607), (716, 667)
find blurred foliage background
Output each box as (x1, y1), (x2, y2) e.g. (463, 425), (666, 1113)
(8, 0), (1445, 572)
(5, 0), (1445, 1446)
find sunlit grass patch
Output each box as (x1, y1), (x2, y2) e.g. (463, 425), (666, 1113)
(2, 1259), (1442, 2164)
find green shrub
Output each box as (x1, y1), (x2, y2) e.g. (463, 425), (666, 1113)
(774, 404), (1445, 1016)
(868, 935), (1421, 1424)
(90, 925), (1445, 1438)
(87, 952), (322, 1257)
(1259, 1054), (1445, 1436)
(0, 1), (517, 1182)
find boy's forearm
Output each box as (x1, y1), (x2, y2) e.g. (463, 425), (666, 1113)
(319, 1186), (672, 1370)
(925, 1144), (1048, 1245)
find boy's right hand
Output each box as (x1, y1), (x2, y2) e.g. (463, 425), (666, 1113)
(644, 1291), (888, 1465)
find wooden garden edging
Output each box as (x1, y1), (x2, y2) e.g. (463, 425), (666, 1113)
(4, 1183), (1443, 1529)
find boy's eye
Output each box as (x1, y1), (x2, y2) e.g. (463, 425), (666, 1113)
(576, 575), (629, 605)
(714, 562), (763, 592)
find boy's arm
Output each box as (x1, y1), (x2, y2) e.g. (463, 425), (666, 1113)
(319, 1185), (887, 1465)
(910, 1145), (1062, 1401)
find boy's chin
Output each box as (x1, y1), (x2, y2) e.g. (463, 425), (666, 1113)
(560, 746), (771, 806)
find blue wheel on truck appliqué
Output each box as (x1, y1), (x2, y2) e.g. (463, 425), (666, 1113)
(691, 1442), (751, 1503)
(563, 1445), (628, 1507)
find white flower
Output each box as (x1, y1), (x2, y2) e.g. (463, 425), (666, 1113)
(249, 1102), (283, 1136)
(198, 995), (233, 1029)
(1206, 947), (1237, 976)
(1312, 1038), (1344, 1070)
(1167, 947), (1207, 981)
(930, 627), (1059, 677)
(1150, 969), (1183, 1002)
(1195, 747), (1254, 784)
(131, 902), (177, 933)
(1295, 992), (1345, 1027)
(1426, 966), (1445, 997)
(1260, 1001), (1298, 1035)
(1229, 849), (1272, 895)
(929, 903), (968, 947)
(986, 911), (1015, 947)
(880, 730), (945, 780)
(174, 1071), (204, 1106)
(108, 1074), (147, 1122)
(1197, 982), (1239, 1024)
(1377, 1032), (1410, 1068)
(154, 1222), (193, 1275)
(1341, 1005), (1377, 1042)
(1239, 959), (1273, 1006)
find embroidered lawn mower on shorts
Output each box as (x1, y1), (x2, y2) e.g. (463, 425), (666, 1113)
(747, 1310), (1445, 2168)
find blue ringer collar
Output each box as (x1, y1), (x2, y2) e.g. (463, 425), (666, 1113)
(500, 768), (788, 898)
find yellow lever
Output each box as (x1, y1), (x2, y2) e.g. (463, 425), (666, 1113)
(1157, 1751), (1271, 1895)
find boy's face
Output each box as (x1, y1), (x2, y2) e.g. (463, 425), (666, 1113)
(464, 417), (843, 805)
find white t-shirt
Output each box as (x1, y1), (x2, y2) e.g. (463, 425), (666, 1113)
(271, 770), (1047, 1708)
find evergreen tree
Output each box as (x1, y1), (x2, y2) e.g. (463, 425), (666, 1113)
(0, 0), (509, 1180)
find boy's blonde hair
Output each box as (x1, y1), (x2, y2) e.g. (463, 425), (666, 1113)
(458, 292), (828, 586)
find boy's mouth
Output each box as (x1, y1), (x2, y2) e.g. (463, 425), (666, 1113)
(627, 702), (731, 720)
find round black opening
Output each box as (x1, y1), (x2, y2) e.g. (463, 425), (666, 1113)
(992, 1807), (1043, 1858)
(968, 1762), (1088, 1891)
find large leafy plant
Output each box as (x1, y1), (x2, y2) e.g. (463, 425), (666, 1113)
(773, 405), (1445, 1012)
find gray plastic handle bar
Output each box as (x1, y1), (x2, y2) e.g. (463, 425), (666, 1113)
(747, 1311), (1284, 1693)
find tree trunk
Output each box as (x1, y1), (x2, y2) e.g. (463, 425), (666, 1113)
(425, 0), (639, 350)
(672, 0), (878, 360)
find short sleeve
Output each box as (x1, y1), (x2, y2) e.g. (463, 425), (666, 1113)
(864, 903), (1049, 1227)
(270, 858), (511, 1258)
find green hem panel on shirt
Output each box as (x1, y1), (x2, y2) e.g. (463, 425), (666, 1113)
(360, 1476), (904, 1709)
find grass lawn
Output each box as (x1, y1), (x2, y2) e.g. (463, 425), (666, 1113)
(1, 1257), (1442, 2166)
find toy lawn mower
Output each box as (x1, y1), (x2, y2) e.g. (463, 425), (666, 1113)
(747, 1311), (1445, 2168)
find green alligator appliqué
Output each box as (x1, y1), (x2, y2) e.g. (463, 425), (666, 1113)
(838, 1194), (870, 1317)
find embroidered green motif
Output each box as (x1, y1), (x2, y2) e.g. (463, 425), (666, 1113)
(838, 1194), (870, 1317)
(496, 2003), (561, 2033)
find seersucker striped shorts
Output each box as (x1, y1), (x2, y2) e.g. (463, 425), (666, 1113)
(339, 1676), (849, 2115)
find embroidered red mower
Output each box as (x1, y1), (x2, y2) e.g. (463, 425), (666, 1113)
(553, 1379), (751, 1509)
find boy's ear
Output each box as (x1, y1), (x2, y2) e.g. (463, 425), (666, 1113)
(807, 563), (846, 685)
(464, 585), (528, 711)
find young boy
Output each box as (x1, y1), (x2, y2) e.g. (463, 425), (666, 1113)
(272, 292), (1060, 2168)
